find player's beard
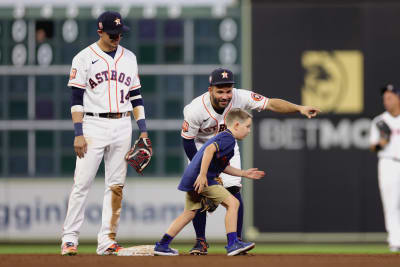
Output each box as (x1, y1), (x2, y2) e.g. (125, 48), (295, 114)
(210, 94), (231, 111)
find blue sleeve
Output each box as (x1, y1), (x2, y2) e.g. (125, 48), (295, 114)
(70, 86), (84, 106)
(214, 135), (235, 158)
(182, 138), (197, 161)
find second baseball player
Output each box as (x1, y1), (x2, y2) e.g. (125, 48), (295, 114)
(182, 68), (320, 255)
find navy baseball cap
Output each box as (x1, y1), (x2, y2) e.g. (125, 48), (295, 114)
(381, 83), (400, 96)
(209, 68), (235, 86)
(97, 11), (129, 34)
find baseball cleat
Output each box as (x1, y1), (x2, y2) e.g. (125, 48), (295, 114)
(189, 238), (209, 255)
(61, 242), (78, 256)
(154, 242), (179, 256)
(225, 240), (255, 256)
(102, 243), (123, 255)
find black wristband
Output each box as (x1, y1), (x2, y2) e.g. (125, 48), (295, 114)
(375, 144), (382, 151)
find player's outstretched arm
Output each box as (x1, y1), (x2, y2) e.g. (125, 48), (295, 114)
(266, 98), (320, 118)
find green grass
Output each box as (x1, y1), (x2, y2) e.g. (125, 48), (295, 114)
(0, 243), (394, 254)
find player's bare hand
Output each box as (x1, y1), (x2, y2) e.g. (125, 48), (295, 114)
(299, 106), (321, 119)
(194, 174), (208, 194)
(74, 135), (87, 158)
(242, 168), (265, 180)
(379, 138), (389, 147)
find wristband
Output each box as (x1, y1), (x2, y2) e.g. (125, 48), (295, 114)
(137, 119), (147, 132)
(74, 122), (83, 136)
(375, 144), (382, 151)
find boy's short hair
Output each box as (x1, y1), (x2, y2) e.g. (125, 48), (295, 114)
(225, 108), (253, 126)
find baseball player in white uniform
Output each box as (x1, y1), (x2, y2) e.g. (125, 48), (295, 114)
(182, 68), (320, 255)
(61, 11), (151, 256)
(370, 84), (400, 252)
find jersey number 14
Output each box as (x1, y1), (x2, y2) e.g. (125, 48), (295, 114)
(120, 90), (130, 103)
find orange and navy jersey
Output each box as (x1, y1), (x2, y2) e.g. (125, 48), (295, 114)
(181, 88), (269, 146)
(67, 42), (141, 113)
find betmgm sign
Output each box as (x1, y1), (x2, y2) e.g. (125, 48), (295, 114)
(260, 50), (369, 151)
(301, 50), (363, 114)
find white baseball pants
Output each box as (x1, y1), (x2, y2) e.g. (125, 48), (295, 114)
(378, 158), (400, 247)
(61, 115), (132, 254)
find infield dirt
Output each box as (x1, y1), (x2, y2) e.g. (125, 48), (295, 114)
(2, 254), (400, 267)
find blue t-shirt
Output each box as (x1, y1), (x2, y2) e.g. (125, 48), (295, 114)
(178, 129), (236, 192)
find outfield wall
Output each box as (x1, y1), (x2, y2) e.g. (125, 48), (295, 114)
(0, 179), (227, 242)
(249, 1), (399, 237)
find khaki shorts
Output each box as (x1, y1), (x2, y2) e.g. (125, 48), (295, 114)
(185, 185), (231, 211)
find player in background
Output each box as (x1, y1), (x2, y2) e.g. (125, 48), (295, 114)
(154, 108), (265, 256)
(182, 68), (320, 255)
(61, 11), (151, 256)
(369, 84), (400, 252)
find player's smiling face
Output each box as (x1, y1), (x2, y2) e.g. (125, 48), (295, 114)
(209, 84), (233, 110)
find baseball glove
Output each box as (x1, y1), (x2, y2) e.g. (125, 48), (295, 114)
(125, 137), (152, 174)
(376, 120), (391, 140)
(200, 197), (218, 213)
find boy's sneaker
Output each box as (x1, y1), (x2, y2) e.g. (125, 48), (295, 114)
(102, 243), (123, 255)
(61, 242), (77, 256)
(237, 238), (248, 255)
(189, 238), (209, 255)
(225, 240), (255, 256)
(154, 242), (179, 256)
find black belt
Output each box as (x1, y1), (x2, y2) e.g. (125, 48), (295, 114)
(85, 112), (130, 119)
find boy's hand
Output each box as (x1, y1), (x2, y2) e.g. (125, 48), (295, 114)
(194, 174), (208, 193)
(242, 168), (265, 180)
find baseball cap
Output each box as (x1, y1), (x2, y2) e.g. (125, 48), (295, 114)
(381, 83), (400, 96)
(97, 11), (129, 34)
(209, 68), (235, 86)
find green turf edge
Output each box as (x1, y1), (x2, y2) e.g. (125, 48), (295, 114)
(0, 244), (396, 255)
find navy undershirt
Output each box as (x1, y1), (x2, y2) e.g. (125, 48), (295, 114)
(182, 138), (197, 161)
(105, 50), (116, 58)
(71, 87), (84, 106)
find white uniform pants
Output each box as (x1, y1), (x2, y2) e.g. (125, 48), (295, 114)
(378, 158), (400, 247)
(61, 115), (132, 254)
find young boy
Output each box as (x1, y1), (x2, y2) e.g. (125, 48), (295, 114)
(154, 108), (265, 256)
